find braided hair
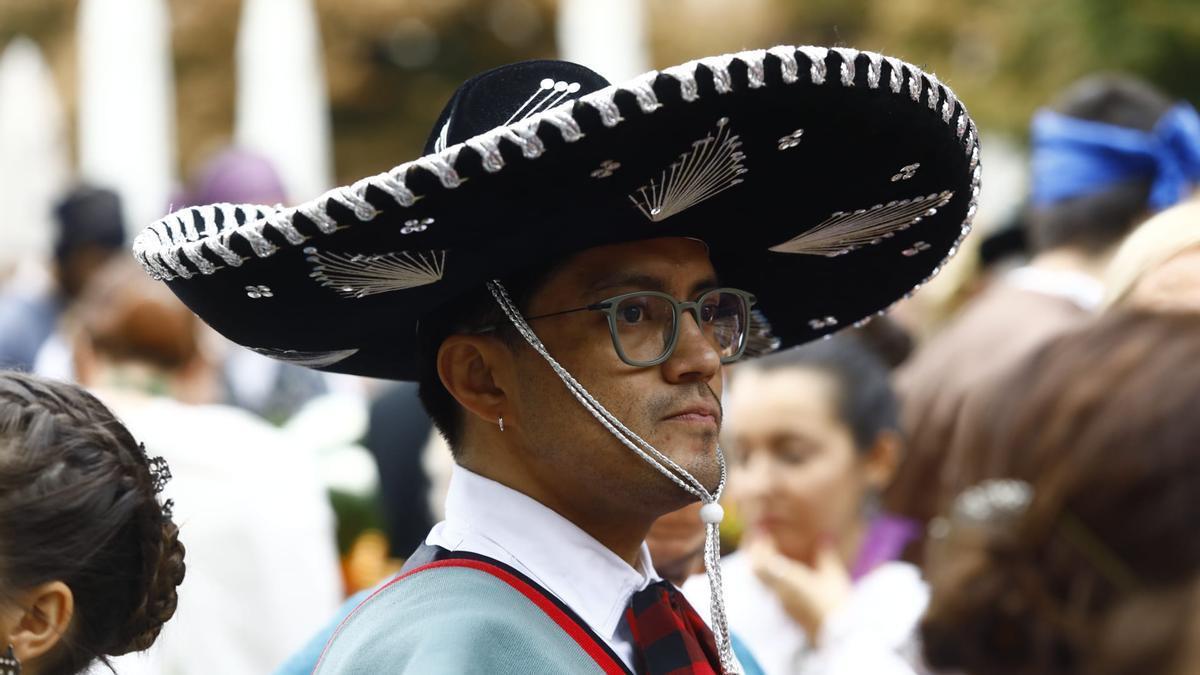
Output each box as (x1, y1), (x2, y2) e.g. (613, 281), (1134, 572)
(0, 372), (185, 674)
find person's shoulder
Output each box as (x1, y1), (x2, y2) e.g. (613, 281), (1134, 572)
(856, 561), (927, 602)
(315, 563), (615, 674)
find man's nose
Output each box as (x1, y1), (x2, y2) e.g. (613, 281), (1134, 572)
(661, 310), (721, 383)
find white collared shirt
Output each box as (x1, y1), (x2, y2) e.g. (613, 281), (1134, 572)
(426, 465), (660, 672)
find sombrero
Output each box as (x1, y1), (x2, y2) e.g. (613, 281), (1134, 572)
(133, 45), (980, 379)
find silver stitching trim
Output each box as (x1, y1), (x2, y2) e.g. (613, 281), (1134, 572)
(180, 241), (216, 275)
(374, 169), (419, 208)
(798, 46), (829, 84)
(661, 61), (701, 102)
(627, 72), (663, 112)
(207, 233), (245, 267)
(833, 47), (858, 86)
(927, 76), (941, 111)
(886, 57), (904, 93)
(134, 44), (981, 301)
(744, 49), (768, 88)
(707, 54), (737, 94)
(266, 211), (307, 245)
(865, 52), (883, 89)
(581, 86), (623, 127)
(768, 46), (799, 84)
(541, 107), (586, 141)
(332, 179), (378, 221)
(239, 222), (278, 258)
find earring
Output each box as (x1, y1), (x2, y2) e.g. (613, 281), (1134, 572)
(498, 416), (505, 432)
(1, 645), (20, 675)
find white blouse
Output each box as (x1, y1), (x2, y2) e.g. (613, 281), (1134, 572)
(682, 552), (929, 675)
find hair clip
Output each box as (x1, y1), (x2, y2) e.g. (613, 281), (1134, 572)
(137, 442), (173, 495)
(951, 478), (1033, 525)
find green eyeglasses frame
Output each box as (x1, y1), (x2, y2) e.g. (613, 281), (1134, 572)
(520, 287), (758, 367)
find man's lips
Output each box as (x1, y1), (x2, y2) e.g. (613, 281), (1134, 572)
(662, 404), (721, 426)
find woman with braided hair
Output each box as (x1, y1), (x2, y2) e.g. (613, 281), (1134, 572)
(0, 371), (185, 675)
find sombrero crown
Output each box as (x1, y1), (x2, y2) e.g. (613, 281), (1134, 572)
(134, 45), (980, 379)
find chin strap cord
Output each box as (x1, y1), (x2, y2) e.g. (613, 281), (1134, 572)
(488, 280), (740, 674)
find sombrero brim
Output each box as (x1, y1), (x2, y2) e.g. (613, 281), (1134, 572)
(134, 45), (980, 379)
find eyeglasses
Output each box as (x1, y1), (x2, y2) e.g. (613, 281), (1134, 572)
(522, 288), (757, 367)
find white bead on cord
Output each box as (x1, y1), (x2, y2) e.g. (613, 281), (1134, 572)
(487, 280), (741, 674)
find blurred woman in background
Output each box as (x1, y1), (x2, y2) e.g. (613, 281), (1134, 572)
(923, 310), (1200, 675)
(684, 335), (923, 675)
(67, 259), (341, 674)
(0, 371), (184, 675)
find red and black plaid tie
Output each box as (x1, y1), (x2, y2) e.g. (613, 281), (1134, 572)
(626, 580), (722, 675)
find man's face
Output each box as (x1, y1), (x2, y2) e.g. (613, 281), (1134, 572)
(507, 237), (726, 516)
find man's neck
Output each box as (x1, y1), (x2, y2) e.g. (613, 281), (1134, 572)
(460, 455), (654, 568)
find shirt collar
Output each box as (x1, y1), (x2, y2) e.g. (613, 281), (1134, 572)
(1005, 265), (1105, 311)
(443, 465), (659, 641)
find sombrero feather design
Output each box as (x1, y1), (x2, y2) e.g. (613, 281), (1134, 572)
(134, 45), (981, 380)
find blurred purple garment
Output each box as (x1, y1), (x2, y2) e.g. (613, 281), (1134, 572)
(851, 513), (920, 581)
(190, 147), (287, 207)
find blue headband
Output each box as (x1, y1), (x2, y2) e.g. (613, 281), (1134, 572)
(1031, 101), (1200, 210)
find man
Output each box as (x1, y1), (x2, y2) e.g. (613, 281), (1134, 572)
(890, 75), (1200, 546)
(0, 185), (125, 371)
(135, 47), (979, 674)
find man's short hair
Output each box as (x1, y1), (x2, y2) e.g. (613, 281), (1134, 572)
(415, 262), (560, 455)
(1026, 75), (1174, 255)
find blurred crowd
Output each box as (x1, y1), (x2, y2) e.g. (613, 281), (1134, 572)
(2, 39), (1200, 675)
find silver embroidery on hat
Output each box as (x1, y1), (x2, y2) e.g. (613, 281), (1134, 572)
(769, 190), (954, 257)
(306, 248), (447, 298)
(808, 316), (838, 330)
(778, 129), (804, 151)
(591, 160), (622, 179)
(629, 117), (748, 223)
(402, 218), (433, 234)
(248, 347), (360, 368)
(505, 78), (583, 126)
(891, 163), (920, 181)
(902, 241), (933, 257)
(245, 285), (273, 299)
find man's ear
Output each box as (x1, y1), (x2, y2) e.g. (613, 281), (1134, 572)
(9, 581), (73, 663)
(863, 429), (903, 491)
(437, 334), (514, 426)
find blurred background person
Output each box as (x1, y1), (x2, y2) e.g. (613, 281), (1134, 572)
(685, 335), (922, 675)
(922, 310), (1200, 675)
(183, 146), (336, 424)
(66, 259), (341, 675)
(889, 74), (1200, 561)
(0, 186), (124, 373)
(0, 371), (184, 675)
(1103, 197), (1200, 311)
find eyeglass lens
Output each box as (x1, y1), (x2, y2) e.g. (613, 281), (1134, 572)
(611, 291), (747, 364)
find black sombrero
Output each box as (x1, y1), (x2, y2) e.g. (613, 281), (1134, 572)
(134, 45), (980, 380)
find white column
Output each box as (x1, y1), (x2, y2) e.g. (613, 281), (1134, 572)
(76, 0), (176, 235)
(235, 0), (333, 203)
(0, 37), (70, 266)
(556, 0), (650, 83)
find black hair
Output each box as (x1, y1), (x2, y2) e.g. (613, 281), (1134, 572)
(1027, 74), (1174, 255)
(0, 372), (184, 675)
(742, 334), (899, 450)
(415, 262), (561, 454)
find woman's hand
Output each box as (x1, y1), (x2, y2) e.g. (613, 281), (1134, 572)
(747, 536), (853, 643)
